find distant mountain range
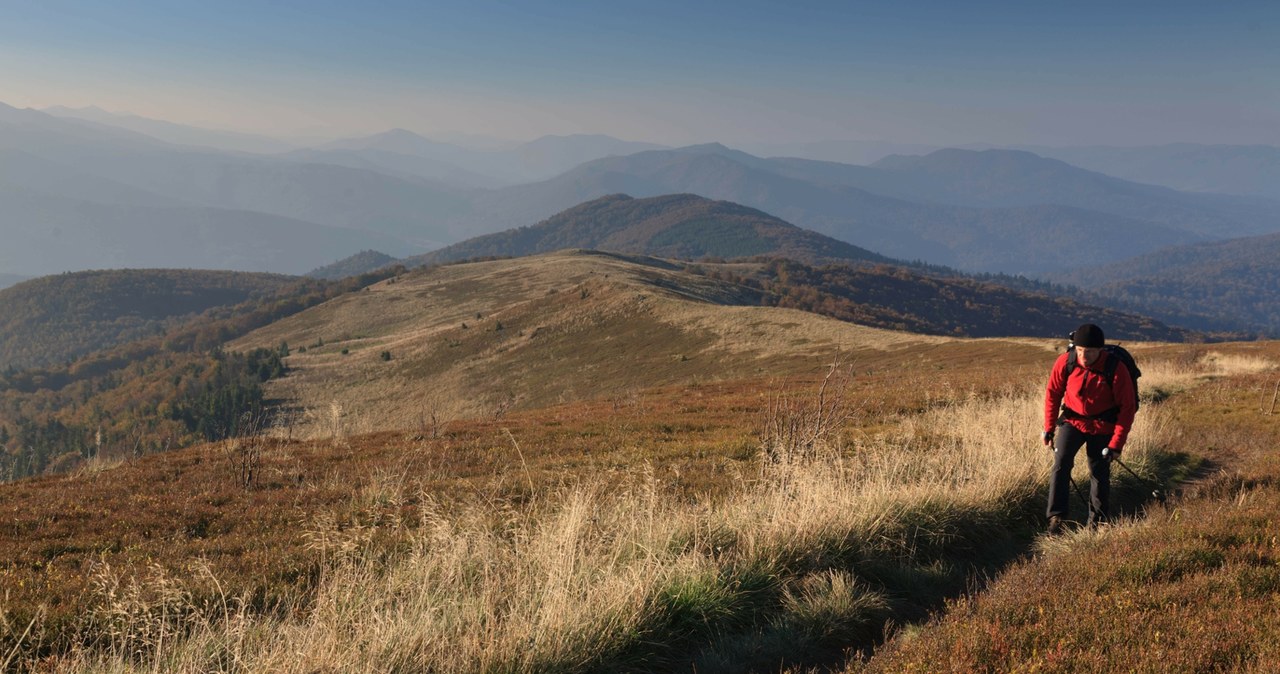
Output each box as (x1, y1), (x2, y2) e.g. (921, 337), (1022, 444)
(1019, 143), (1280, 201)
(42, 105), (300, 154)
(468, 144), (1278, 274)
(7, 100), (1280, 324)
(306, 129), (669, 188)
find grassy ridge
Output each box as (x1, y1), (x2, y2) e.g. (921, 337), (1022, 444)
(2, 345), (1275, 672)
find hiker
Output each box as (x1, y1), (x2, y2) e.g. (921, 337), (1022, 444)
(1042, 323), (1138, 533)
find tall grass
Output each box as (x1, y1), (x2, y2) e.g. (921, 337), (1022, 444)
(39, 368), (1184, 673)
(847, 355), (1280, 674)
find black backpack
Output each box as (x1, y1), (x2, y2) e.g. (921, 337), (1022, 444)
(1064, 341), (1141, 415)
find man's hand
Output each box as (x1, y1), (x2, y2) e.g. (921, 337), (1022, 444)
(1042, 430), (1055, 448)
(1102, 447), (1120, 462)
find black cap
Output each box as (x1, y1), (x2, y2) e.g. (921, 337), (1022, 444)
(1073, 323), (1105, 348)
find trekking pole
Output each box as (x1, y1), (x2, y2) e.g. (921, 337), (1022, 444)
(1068, 475), (1091, 513)
(1106, 451), (1167, 504)
(1048, 437), (1094, 522)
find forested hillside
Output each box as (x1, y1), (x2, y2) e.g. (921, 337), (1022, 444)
(0, 269), (300, 370)
(0, 267), (402, 481)
(692, 258), (1194, 342)
(1051, 231), (1280, 335)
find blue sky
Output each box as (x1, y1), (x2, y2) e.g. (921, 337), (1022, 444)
(3, 0), (1276, 146)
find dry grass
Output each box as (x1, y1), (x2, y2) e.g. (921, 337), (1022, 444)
(7, 336), (1270, 673)
(15, 346), (1188, 673)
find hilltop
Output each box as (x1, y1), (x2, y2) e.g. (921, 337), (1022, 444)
(404, 193), (892, 267)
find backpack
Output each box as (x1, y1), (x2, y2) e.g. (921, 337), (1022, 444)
(1064, 341), (1141, 416)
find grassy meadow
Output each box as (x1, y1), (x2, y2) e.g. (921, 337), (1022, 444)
(3, 334), (1276, 672)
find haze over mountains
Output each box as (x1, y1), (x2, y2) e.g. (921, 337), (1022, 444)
(4, 100), (1280, 334)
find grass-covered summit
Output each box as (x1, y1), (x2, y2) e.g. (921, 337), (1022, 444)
(405, 193), (894, 268)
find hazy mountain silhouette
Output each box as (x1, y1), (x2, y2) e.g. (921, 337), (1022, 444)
(0, 103), (454, 275)
(0, 185), (413, 276)
(735, 139), (942, 166)
(1018, 143), (1280, 200)
(42, 105), (299, 154)
(281, 146), (508, 189)
(320, 128), (668, 186)
(868, 149), (1280, 239)
(7, 100), (1279, 283)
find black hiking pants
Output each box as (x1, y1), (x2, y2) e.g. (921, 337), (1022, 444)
(1047, 422), (1112, 525)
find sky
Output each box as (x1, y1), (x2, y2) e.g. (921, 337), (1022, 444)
(2, 0), (1277, 147)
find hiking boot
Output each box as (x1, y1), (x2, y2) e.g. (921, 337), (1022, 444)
(1047, 516), (1064, 535)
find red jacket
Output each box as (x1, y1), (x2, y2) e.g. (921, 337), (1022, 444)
(1043, 351), (1137, 450)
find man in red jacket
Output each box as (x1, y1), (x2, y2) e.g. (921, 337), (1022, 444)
(1042, 323), (1138, 533)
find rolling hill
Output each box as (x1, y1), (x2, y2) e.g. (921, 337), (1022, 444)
(405, 193), (893, 267)
(229, 249), (1191, 437)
